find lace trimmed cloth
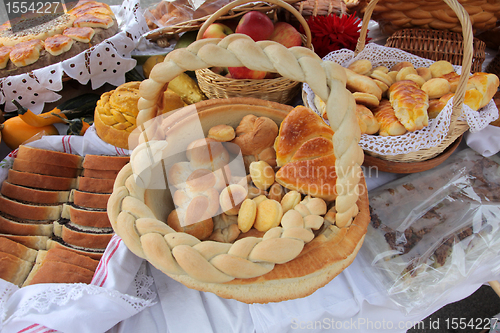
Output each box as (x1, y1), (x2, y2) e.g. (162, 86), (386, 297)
(0, 236), (156, 333)
(0, 0), (149, 114)
(303, 43), (499, 156)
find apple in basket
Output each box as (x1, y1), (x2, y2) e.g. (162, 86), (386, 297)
(235, 11), (274, 41)
(270, 22), (302, 48)
(202, 22), (233, 39)
(228, 66), (267, 79)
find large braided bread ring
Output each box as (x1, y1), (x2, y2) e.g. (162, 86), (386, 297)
(107, 34), (364, 285)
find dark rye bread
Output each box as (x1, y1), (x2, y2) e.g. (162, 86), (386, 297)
(54, 221), (113, 249)
(61, 204), (111, 228)
(46, 239), (104, 260)
(69, 189), (110, 209)
(0, 194), (62, 221)
(7, 169), (78, 191)
(82, 154), (130, 171)
(77, 176), (115, 193)
(13, 158), (82, 178)
(17, 145), (83, 168)
(1, 181), (70, 204)
(0, 214), (53, 236)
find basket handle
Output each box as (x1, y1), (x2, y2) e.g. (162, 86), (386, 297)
(196, 0), (312, 49)
(356, 0), (473, 127)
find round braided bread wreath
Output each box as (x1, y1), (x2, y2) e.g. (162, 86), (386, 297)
(107, 34), (367, 302)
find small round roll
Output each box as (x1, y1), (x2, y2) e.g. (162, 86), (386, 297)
(220, 184), (248, 215)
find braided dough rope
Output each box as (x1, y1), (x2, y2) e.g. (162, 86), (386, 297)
(108, 33), (364, 283)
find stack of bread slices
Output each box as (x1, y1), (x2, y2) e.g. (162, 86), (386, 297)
(0, 145), (129, 286)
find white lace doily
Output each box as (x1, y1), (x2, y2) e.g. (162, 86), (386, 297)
(0, 0), (150, 114)
(303, 43), (499, 156)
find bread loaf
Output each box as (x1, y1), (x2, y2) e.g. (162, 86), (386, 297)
(17, 145), (83, 168)
(46, 239), (104, 260)
(1, 234), (49, 250)
(54, 221), (113, 249)
(77, 176), (115, 193)
(61, 204), (111, 228)
(7, 169), (78, 191)
(82, 154), (130, 171)
(0, 251), (33, 286)
(1, 181), (70, 204)
(12, 158), (82, 178)
(0, 236), (38, 262)
(70, 189), (111, 209)
(82, 168), (120, 179)
(0, 194), (62, 221)
(0, 214), (53, 236)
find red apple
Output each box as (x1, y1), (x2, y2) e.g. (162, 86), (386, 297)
(235, 11), (274, 41)
(202, 23), (233, 39)
(228, 66), (267, 79)
(270, 22), (302, 48)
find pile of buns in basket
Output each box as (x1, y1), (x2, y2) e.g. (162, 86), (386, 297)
(314, 59), (499, 135)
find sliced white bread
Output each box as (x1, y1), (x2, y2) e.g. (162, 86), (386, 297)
(0, 234), (49, 250)
(0, 214), (53, 236)
(17, 145), (84, 168)
(8, 169), (78, 191)
(13, 158), (82, 178)
(54, 221), (113, 249)
(23, 249), (96, 286)
(69, 189), (110, 209)
(1, 181), (70, 204)
(82, 168), (119, 179)
(46, 239), (104, 260)
(0, 194), (62, 221)
(0, 236), (38, 262)
(0, 251), (34, 286)
(77, 176), (115, 194)
(61, 204), (110, 228)
(82, 154), (130, 171)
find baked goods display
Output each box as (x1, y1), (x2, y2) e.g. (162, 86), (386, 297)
(0, 146), (130, 286)
(363, 149), (500, 311)
(94, 81), (186, 150)
(105, 33), (371, 303)
(314, 59), (499, 136)
(0, 1), (119, 78)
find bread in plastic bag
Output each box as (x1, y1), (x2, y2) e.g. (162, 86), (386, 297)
(361, 148), (500, 314)
(145, 0), (232, 30)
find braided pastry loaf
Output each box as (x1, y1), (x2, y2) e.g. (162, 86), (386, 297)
(108, 34), (369, 303)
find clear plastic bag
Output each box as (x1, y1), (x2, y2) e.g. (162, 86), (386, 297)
(144, 0), (232, 30)
(361, 148), (500, 314)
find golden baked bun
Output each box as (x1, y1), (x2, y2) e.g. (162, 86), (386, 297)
(356, 104), (380, 135)
(274, 106), (337, 201)
(373, 99), (407, 136)
(232, 114), (279, 168)
(95, 81), (185, 149)
(467, 72), (500, 109)
(388, 80), (429, 132)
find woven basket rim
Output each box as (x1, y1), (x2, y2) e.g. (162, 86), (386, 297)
(348, 0), (474, 162)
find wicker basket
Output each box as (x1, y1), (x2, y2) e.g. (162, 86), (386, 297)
(312, 0), (474, 163)
(194, 0), (312, 104)
(355, 0), (500, 36)
(385, 28), (486, 73)
(145, 0), (301, 42)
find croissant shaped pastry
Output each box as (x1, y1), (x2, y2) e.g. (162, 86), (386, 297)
(388, 80), (429, 132)
(274, 106), (337, 201)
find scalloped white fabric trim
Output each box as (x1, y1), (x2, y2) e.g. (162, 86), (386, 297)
(0, 0), (149, 113)
(303, 43), (499, 156)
